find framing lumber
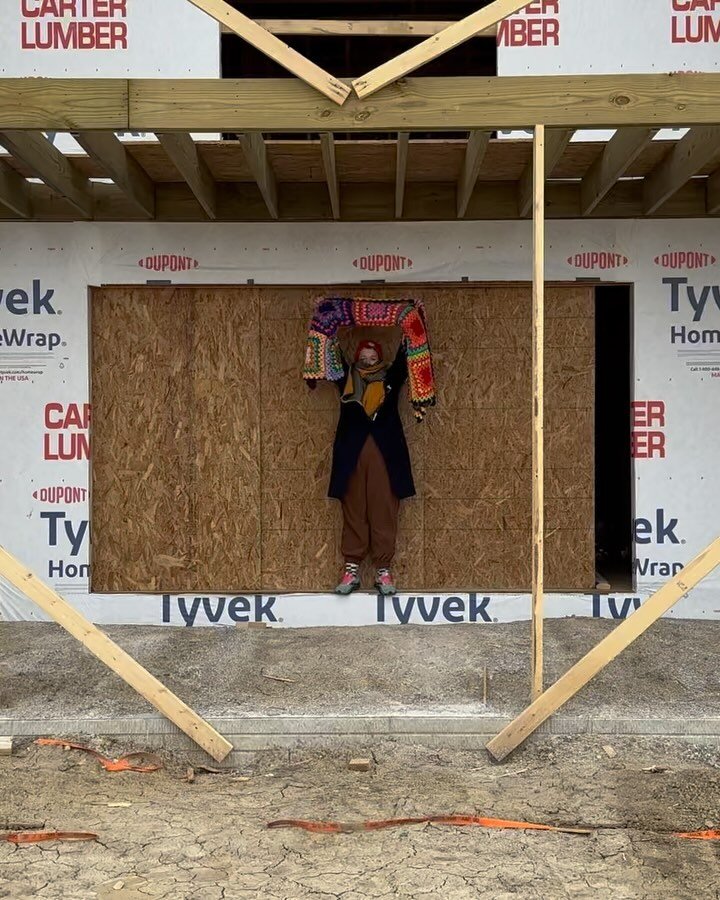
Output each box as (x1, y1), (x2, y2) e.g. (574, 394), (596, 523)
(0, 157), (31, 218)
(238, 133), (279, 219)
(488, 536), (720, 761)
(185, 0), (350, 105)
(457, 131), (490, 218)
(320, 133), (340, 220)
(581, 126), (657, 216)
(518, 128), (573, 218)
(0, 178), (710, 224)
(0, 131), (93, 217)
(352, 0), (532, 99)
(0, 79), (127, 131)
(0, 737), (12, 756)
(644, 125), (720, 215)
(126, 75), (720, 133)
(705, 165), (720, 215)
(531, 124), (545, 702)
(395, 132), (409, 219)
(222, 21), (499, 37)
(0, 546), (233, 761)
(73, 132), (155, 218)
(157, 133), (217, 219)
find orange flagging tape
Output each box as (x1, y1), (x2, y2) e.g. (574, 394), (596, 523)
(35, 738), (162, 773)
(2, 831), (98, 844)
(674, 830), (720, 840)
(267, 815), (594, 835)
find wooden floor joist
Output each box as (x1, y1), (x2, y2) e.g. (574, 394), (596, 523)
(487, 536), (720, 762)
(0, 546), (233, 762)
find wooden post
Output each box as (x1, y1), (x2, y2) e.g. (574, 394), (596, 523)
(531, 123), (545, 701)
(487, 536), (720, 762)
(0, 546), (233, 762)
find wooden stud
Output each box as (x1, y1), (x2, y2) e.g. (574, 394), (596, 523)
(531, 124), (545, 702)
(487, 537), (720, 762)
(157, 133), (217, 219)
(581, 127), (657, 216)
(127, 74), (720, 133)
(185, 0), (350, 105)
(73, 132), (155, 218)
(644, 125), (720, 215)
(518, 128), (573, 218)
(320, 133), (340, 220)
(0, 131), (93, 217)
(457, 131), (490, 218)
(395, 132), (409, 219)
(223, 20), (498, 37)
(0, 546), (233, 761)
(238, 133), (279, 219)
(0, 158), (31, 218)
(352, 0), (532, 99)
(0, 737), (12, 756)
(707, 166), (720, 215)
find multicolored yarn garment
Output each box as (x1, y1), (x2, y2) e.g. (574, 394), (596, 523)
(303, 297), (436, 420)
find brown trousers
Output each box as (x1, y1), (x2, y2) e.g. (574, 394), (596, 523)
(341, 436), (399, 566)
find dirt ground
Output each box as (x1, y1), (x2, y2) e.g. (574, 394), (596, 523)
(2, 619), (720, 719)
(2, 736), (719, 900)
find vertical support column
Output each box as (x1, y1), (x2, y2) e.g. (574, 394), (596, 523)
(531, 123), (545, 701)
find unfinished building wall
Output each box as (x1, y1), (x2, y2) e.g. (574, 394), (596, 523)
(90, 283), (594, 593)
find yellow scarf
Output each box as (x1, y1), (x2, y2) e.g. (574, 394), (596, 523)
(342, 362), (387, 417)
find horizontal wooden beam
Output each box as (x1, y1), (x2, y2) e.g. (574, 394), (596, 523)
(644, 125), (720, 214)
(352, 0), (531, 99)
(487, 536), (720, 762)
(457, 131), (490, 218)
(518, 128), (573, 218)
(126, 75), (720, 133)
(0, 177), (708, 224)
(581, 126), (657, 216)
(0, 131), (93, 217)
(157, 133), (217, 219)
(0, 79), (128, 130)
(186, 0), (350, 104)
(73, 131), (155, 218)
(238, 132), (278, 218)
(708, 167), (720, 215)
(0, 157), (32, 218)
(222, 20), (498, 37)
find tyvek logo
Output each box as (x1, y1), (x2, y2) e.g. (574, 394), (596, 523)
(353, 254), (413, 273)
(654, 251), (716, 269)
(567, 251), (629, 270)
(138, 254), (200, 272)
(33, 486), (88, 504)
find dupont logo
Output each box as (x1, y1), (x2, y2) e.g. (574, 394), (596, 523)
(353, 254), (413, 273)
(138, 254), (200, 273)
(654, 251), (717, 270)
(32, 486), (88, 504)
(567, 251), (629, 270)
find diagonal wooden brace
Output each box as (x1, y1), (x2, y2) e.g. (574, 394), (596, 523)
(487, 536), (720, 762)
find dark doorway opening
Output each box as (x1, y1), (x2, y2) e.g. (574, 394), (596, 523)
(595, 284), (634, 592)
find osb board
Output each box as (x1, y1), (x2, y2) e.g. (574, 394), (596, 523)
(91, 287), (261, 592)
(91, 283), (594, 594)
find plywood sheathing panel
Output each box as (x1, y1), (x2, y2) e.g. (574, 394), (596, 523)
(91, 283), (594, 593)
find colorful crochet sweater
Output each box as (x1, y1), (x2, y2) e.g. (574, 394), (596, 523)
(303, 297), (436, 419)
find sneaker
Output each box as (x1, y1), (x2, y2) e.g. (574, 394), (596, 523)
(374, 567), (396, 596)
(335, 562), (361, 595)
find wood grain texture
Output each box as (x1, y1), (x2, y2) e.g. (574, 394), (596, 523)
(91, 284), (594, 593)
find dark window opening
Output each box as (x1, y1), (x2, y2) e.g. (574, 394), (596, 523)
(595, 284), (634, 592)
